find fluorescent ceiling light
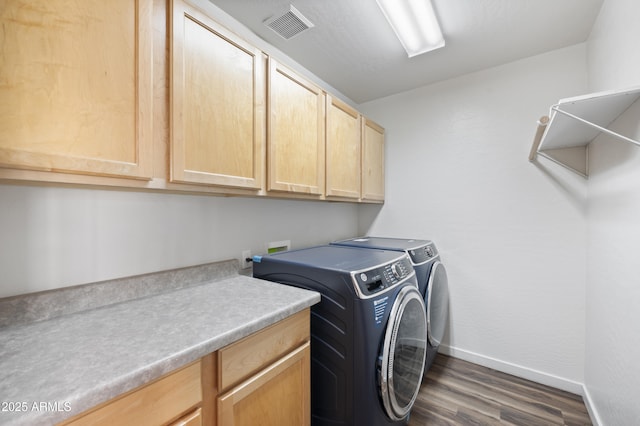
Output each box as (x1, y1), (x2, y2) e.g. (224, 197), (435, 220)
(376, 0), (445, 57)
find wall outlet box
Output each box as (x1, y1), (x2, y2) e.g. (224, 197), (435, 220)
(241, 250), (252, 269)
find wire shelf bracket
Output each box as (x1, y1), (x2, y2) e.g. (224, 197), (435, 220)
(529, 86), (640, 178)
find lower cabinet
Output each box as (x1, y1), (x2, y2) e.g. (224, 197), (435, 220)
(218, 343), (310, 425)
(217, 309), (311, 425)
(59, 309), (310, 426)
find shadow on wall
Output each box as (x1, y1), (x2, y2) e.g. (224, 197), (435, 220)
(587, 98), (640, 177)
(357, 203), (384, 235)
(530, 159), (588, 214)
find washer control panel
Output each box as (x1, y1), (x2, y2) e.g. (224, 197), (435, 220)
(408, 243), (438, 264)
(351, 256), (415, 298)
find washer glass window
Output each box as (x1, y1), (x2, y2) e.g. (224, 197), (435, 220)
(379, 286), (427, 420)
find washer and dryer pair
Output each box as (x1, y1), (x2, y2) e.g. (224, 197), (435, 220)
(252, 237), (449, 426)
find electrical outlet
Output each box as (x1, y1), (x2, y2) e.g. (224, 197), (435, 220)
(241, 250), (252, 269)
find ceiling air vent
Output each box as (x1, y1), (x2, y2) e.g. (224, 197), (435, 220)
(264, 5), (314, 40)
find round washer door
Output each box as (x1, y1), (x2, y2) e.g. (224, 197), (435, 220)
(379, 285), (427, 421)
(426, 261), (449, 347)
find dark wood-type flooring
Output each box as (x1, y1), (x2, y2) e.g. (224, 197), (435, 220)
(409, 354), (592, 425)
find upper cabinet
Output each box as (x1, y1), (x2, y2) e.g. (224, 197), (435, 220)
(170, 0), (265, 190)
(325, 96), (362, 200)
(0, 0), (153, 179)
(267, 59), (325, 196)
(361, 118), (385, 203)
(0, 0), (384, 203)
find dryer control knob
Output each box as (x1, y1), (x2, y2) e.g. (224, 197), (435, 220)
(391, 263), (402, 279)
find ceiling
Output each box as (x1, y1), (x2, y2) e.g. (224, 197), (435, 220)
(209, 0), (604, 104)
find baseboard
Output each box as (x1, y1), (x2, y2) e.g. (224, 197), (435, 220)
(438, 345), (605, 425)
(582, 385), (603, 426)
(438, 344), (584, 395)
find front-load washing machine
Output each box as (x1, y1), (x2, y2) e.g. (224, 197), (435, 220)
(252, 245), (427, 426)
(332, 237), (449, 372)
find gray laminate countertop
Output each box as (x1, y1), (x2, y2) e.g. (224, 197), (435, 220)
(0, 275), (320, 426)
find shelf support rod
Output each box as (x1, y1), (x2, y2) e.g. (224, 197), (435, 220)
(551, 105), (640, 147)
(529, 116), (549, 161)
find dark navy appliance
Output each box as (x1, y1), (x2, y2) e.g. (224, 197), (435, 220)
(332, 237), (449, 372)
(252, 245), (427, 426)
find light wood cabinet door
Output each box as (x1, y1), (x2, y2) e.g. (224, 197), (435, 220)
(0, 0), (153, 179)
(326, 96), (361, 200)
(170, 0), (265, 189)
(218, 342), (310, 426)
(362, 118), (385, 202)
(268, 59), (325, 196)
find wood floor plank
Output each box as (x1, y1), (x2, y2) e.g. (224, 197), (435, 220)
(431, 356), (589, 417)
(409, 354), (592, 426)
(410, 402), (459, 426)
(426, 363), (565, 424)
(455, 406), (504, 426)
(435, 356), (588, 415)
(562, 408), (593, 426)
(419, 377), (502, 420)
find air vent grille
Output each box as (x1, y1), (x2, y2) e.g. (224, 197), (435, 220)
(264, 5), (314, 40)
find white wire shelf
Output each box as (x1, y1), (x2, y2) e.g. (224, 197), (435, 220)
(529, 86), (640, 178)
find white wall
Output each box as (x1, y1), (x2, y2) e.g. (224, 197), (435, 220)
(585, 0), (640, 424)
(359, 44), (589, 391)
(0, 185), (358, 297)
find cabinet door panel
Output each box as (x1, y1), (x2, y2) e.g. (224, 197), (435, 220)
(218, 343), (310, 426)
(268, 59), (324, 195)
(171, 0), (265, 189)
(0, 0), (153, 179)
(362, 119), (385, 202)
(326, 96), (361, 199)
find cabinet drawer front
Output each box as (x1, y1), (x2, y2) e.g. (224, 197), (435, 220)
(169, 407), (202, 426)
(61, 361), (202, 426)
(219, 308), (310, 391)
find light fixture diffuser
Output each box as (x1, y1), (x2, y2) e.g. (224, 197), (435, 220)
(376, 0), (445, 57)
